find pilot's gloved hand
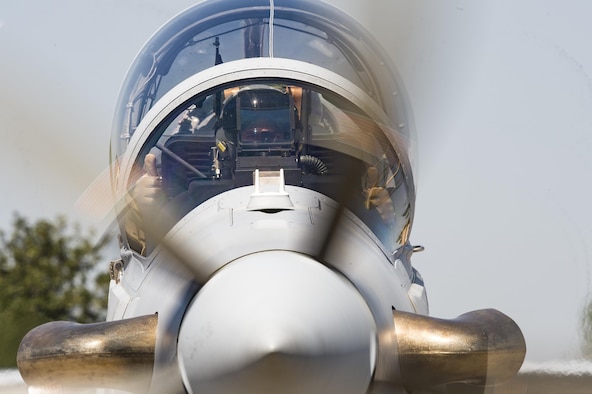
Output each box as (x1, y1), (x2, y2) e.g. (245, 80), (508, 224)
(363, 166), (395, 222)
(134, 153), (166, 210)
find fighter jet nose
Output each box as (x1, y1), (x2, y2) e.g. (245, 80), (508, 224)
(178, 251), (377, 394)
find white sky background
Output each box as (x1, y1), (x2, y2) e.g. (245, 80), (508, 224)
(1, 0), (591, 365)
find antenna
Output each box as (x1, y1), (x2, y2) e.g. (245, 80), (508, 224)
(269, 0), (275, 57)
(213, 37), (223, 65)
(214, 37), (223, 117)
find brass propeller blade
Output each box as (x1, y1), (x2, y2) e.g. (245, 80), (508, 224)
(17, 314), (157, 393)
(393, 308), (526, 389)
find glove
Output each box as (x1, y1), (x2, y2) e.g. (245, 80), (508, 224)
(134, 153), (165, 209)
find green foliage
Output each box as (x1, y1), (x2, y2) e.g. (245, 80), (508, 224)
(0, 213), (111, 367)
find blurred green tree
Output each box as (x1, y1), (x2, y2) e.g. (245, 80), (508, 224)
(0, 214), (111, 367)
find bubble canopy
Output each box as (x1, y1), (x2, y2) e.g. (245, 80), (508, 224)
(111, 0), (414, 160)
(110, 0), (417, 255)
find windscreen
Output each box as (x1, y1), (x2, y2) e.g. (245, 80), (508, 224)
(122, 80), (413, 257)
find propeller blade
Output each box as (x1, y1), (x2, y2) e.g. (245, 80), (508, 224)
(393, 308), (526, 389)
(313, 156), (362, 262)
(17, 314), (157, 393)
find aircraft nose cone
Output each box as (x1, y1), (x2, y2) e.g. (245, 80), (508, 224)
(177, 251), (377, 394)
